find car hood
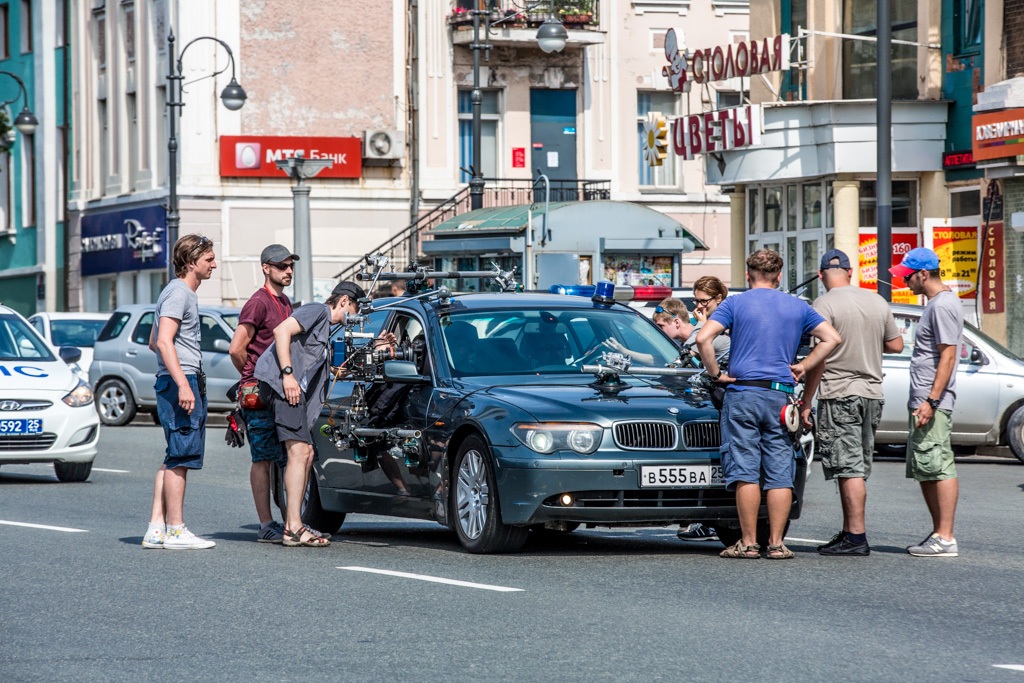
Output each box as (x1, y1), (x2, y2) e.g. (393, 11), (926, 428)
(0, 360), (79, 394)
(471, 379), (718, 425)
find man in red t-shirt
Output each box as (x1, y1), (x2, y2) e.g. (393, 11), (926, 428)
(229, 244), (297, 543)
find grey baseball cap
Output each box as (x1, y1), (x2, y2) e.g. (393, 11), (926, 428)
(260, 244), (299, 264)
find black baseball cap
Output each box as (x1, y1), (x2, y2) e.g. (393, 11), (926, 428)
(331, 281), (366, 301)
(260, 244), (299, 264)
(819, 249), (851, 270)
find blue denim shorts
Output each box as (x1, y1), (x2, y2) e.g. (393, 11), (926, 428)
(155, 374), (207, 470)
(240, 406), (286, 464)
(720, 388), (797, 490)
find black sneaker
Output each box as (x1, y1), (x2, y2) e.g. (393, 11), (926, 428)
(816, 531), (848, 552)
(677, 523), (719, 542)
(818, 535), (870, 556)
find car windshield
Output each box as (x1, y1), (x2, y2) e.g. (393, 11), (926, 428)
(0, 314), (57, 362)
(220, 313), (239, 330)
(968, 322), (1023, 362)
(51, 319), (108, 348)
(440, 307), (680, 377)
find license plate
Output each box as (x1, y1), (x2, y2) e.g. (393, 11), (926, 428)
(0, 419), (43, 435)
(640, 464), (724, 488)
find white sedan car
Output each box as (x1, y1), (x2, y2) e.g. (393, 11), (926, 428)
(0, 305), (101, 482)
(28, 311), (111, 377)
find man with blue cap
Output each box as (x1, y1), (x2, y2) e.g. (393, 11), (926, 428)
(889, 247), (963, 557)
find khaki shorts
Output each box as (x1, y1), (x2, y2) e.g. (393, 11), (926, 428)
(906, 409), (957, 482)
(816, 396), (883, 480)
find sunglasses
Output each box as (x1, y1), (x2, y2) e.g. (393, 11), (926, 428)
(653, 306), (678, 318)
(268, 261), (294, 271)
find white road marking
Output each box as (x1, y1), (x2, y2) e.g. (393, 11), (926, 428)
(993, 665), (1024, 672)
(92, 468), (130, 473)
(339, 566), (523, 592)
(0, 520), (89, 533)
(785, 536), (828, 544)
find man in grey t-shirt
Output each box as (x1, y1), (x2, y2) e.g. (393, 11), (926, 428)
(801, 250), (903, 557)
(889, 248), (963, 558)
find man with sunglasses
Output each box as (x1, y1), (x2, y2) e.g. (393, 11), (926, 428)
(228, 244), (298, 543)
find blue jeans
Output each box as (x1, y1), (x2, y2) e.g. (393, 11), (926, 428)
(720, 388), (796, 490)
(155, 374), (207, 470)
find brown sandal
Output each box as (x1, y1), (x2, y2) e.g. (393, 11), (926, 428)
(766, 543), (794, 559)
(282, 528), (330, 547)
(720, 541), (761, 559)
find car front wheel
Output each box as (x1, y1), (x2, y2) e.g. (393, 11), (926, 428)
(95, 379), (137, 426)
(54, 461), (93, 483)
(270, 463), (346, 535)
(451, 435), (528, 554)
(1006, 405), (1024, 465)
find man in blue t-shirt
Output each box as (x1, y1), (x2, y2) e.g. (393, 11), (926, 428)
(697, 249), (841, 560)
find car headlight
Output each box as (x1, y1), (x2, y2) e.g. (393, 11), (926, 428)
(511, 423), (603, 454)
(63, 380), (94, 408)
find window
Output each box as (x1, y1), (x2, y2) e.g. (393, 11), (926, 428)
(747, 188), (759, 233)
(97, 312), (131, 341)
(950, 187), (980, 218)
(132, 312), (154, 345)
(0, 5), (9, 59)
(123, 4), (135, 61)
(55, 0), (65, 47)
(18, 0), (29, 54)
(858, 180), (918, 227)
(803, 183), (822, 230)
(953, 0), (982, 56)
(842, 0), (918, 100)
(21, 132), (34, 226)
(782, 0), (807, 98)
(51, 319), (107, 347)
(155, 85), (167, 186)
(98, 100), (108, 192)
(0, 153), (9, 231)
(458, 89), (499, 183)
(95, 11), (105, 68)
(764, 187), (782, 232)
(716, 90), (747, 109)
(199, 316), (230, 352)
(637, 91), (677, 188)
(127, 94), (138, 191)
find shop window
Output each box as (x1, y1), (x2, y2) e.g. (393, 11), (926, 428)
(458, 89), (500, 183)
(950, 187), (980, 218)
(787, 186), (798, 232)
(803, 183), (822, 230)
(747, 188), (760, 233)
(764, 187), (783, 232)
(802, 239), (819, 298)
(858, 180), (917, 228)
(953, 0), (982, 56)
(19, 0), (30, 54)
(842, 0), (918, 100)
(604, 255), (672, 287)
(637, 91), (677, 188)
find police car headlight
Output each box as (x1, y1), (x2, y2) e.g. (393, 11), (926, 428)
(512, 423), (602, 455)
(62, 381), (94, 407)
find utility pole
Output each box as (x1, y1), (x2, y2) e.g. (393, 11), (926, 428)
(876, 0), (892, 301)
(276, 155), (333, 304)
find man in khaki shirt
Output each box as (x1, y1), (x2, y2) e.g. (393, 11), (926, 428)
(801, 249), (904, 556)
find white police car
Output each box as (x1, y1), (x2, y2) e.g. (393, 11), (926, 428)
(0, 305), (100, 482)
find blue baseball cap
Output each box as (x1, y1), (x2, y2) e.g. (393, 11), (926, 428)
(889, 247), (940, 278)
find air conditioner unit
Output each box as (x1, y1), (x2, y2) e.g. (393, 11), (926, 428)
(363, 129), (406, 161)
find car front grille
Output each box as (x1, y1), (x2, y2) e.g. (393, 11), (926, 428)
(0, 433), (58, 451)
(613, 421), (678, 450)
(681, 421), (721, 450)
(544, 489), (738, 508)
(0, 400), (52, 412)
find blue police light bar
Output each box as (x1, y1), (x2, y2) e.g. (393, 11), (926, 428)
(593, 281), (615, 304)
(548, 284), (596, 297)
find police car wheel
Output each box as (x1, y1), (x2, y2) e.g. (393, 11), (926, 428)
(54, 461), (93, 483)
(95, 379), (137, 426)
(300, 467), (346, 535)
(451, 435), (528, 554)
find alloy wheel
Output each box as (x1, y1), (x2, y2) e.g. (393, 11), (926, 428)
(99, 386), (126, 420)
(456, 449), (489, 540)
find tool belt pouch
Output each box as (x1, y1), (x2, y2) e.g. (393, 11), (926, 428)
(197, 372), (207, 397)
(239, 382), (264, 410)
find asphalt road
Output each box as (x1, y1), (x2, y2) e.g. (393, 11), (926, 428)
(2, 423), (1023, 682)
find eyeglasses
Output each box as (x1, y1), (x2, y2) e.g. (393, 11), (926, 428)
(693, 296), (714, 306)
(653, 306), (678, 318)
(268, 261), (294, 271)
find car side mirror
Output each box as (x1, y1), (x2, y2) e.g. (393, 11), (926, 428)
(382, 360), (430, 384)
(59, 346), (83, 364)
(213, 339), (230, 353)
(970, 347), (985, 365)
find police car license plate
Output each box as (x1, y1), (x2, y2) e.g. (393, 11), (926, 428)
(639, 465), (724, 488)
(0, 419), (43, 435)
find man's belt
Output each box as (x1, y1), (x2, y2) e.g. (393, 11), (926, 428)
(732, 379), (795, 394)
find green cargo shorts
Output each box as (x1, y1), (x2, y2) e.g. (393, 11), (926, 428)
(816, 396), (883, 480)
(906, 408), (957, 482)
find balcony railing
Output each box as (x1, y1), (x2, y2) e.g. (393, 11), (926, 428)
(449, 1), (600, 29)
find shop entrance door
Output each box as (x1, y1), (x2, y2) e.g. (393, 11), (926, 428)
(798, 235), (822, 299)
(530, 89), (577, 187)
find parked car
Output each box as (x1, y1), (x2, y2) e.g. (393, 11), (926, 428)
(279, 290), (810, 553)
(874, 304), (1024, 463)
(28, 312), (111, 378)
(88, 304), (241, 426)
(0, 305), (101, 481)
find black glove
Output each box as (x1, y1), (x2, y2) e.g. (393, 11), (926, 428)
(225, 408), (246, 448)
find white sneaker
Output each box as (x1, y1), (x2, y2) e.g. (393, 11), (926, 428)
(142, 527), (164, 549)
(163, 526), (216, 550)
(907, 532), (958, 557)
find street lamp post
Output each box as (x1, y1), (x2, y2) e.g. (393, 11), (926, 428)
(0, 70), (39, 142)
(165, 31), (246, 282)
(275, 155), (334, 304)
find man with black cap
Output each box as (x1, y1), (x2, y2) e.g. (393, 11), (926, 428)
(253, 280), (367, 547)
(800, 249), (904, 556)
(228, 244), (298, 543)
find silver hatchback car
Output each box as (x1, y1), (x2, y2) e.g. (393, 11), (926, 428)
(88, 304), (241, 426)
(875, 304), (1024, 463)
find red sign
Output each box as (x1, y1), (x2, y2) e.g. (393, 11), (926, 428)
(858, 230), (920, 304)
(980, 220), (1004, 313)
(671, 105), (761, 160)
(512, 147), (526, 168)
(219, 136), (362, 178)
(663, 29), (789, 93)
(942, 150), (975, 169)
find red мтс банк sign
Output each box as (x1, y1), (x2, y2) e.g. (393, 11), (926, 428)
(220, 136), (362, 178)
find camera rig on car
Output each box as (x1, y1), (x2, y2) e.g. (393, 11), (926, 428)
(319, 253), (519, 466)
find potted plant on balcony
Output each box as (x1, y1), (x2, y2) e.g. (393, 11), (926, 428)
(448, 6), (472, 27)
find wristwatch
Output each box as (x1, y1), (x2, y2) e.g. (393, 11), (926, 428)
(282, 366), (293, 376)
(926, 397), (940, 410)
(709, 369), (722, 381)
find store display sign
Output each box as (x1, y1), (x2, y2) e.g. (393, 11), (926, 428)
(671, 105), (762, 160)
(603, 255), (672, 287)
(858, 230), (920, 304)
(942, 150), (975, 169)
(81, 204), (167, 277)
(924, 219), (981, 299)
(980, 220), (1005, 313)
(663, 29), (790, 93)
(220, 136), (362, 178)
(512, 147), (526, 168)
(972, 108), (1024, 161)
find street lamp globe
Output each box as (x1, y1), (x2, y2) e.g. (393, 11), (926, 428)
(13, 106), (38, 135)
(220, 78), (247, 111)
(536, 18), (568, 53)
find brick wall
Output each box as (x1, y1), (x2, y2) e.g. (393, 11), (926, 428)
(1008, 0), (1024, 77)
(1003, 178), (1024, 355)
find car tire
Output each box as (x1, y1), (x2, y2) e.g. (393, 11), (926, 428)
(270, 463), (346, 535)
(716, 519), (790, 549)
(54, 460), (93, 483)
(95, 379), (137, 426)
(451, 435), (528, 554)
(1006, 406), (1024, 465)
(875, 443), (906, 459)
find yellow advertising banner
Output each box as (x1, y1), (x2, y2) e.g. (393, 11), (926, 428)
(924, 220), (980, 299)
(857, 229), (920, 304)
